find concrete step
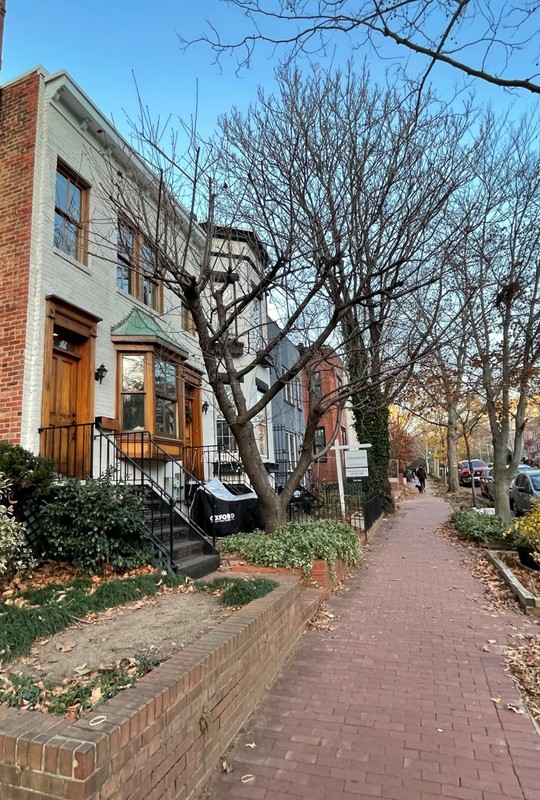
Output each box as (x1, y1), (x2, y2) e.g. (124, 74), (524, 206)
(175, 552), (221, 579)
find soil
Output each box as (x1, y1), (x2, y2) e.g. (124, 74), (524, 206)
(6, 590), (233, 684)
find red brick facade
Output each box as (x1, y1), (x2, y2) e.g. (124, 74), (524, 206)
(303, 348), (349, 484)
(0, 71), (40, 443)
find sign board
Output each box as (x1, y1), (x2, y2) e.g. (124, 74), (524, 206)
(345, 449), (369, 478)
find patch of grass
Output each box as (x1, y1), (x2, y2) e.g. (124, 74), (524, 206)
(0, 573), (185, 662)
(196, 576), (278, 606)
(0, 654), (161, 717)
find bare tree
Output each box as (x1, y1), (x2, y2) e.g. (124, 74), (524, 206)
(452, 112), (540, 524)
(96, 66), (478, 530)
(190, 0), (540, 94)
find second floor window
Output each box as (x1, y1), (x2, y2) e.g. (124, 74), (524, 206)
(117, 220), (161, 311)
(314, 426), (328, 462)
(310, 372), (322, 401)
(54, 163), (88, 263)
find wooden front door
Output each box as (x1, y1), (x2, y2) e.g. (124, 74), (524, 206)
(184, 381), (203, 480)
(41, 298), (101, 478)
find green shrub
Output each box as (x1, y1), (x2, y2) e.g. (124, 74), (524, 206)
(0, 442), (56, 514)
(38, 479), (152, 574)
(218, 520), (362, 575)
(451, 509), (506, 544)
(0, 474), (36, 579)
(196, 576), (278, 605)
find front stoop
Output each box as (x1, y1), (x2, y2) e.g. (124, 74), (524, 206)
(0, 576), (316, 800)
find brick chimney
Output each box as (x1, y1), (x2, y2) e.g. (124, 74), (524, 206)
(0, 1), (5, 77)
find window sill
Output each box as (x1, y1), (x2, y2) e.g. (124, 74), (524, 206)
(116, 288), (162, 316)
(53, 247), (91, 275)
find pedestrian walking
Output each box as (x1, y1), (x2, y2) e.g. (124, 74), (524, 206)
(416, 465), (426, 493)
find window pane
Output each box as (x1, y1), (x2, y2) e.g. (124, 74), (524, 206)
(65, 221), (78, 259)
(53, 212), (65, 249)
(122, 394), (145, 430)
(143, 277), (157, 309)
(67, 182), (82, 222)
(117, 261), (130, 292)
(217, 420), (238, 452)
(55, 171), (68, 212)
(156, 399), (176, 436)
(155, 360), (176, 399)
(122, 355), (145, 391)
(310, 373), (322, 399)
(118, 224), (134, 257)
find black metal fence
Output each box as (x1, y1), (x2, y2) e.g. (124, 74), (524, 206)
(38, 423), (383, 533)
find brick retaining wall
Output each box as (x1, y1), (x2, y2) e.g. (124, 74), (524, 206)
(0, 576), (309, 800)
(227, 556), (349, 595)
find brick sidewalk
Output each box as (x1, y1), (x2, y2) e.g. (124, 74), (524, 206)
(205, 487), (540, 800)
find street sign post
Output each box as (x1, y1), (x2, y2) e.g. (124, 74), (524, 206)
(333, 443), (371, 516)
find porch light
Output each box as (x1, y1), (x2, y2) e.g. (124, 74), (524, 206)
(202, 401), (209, 415)
(95, 364), (108, 384)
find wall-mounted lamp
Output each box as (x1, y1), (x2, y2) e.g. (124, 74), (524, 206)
(95, 364), (108, 384)
(202, 401), (209, 415)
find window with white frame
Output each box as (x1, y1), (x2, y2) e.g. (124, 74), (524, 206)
(216, 419), (238, 453)
(254, 385), (269, 457)
(286, 431), (298, 470)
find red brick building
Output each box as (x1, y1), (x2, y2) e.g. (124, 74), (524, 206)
(302, 346), (356, 484)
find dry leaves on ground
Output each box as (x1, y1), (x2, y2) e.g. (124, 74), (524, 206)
(505, 634), (540, 723)
(464, 551), (521, 612)
(500, 554), (540, 597)
(306, 603), (338, 631)
(435, 522), (519, 611)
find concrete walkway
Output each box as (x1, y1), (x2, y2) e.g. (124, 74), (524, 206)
(207, 488), (540, 800)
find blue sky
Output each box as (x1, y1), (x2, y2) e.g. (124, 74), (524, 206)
(3, 1), (537, 144)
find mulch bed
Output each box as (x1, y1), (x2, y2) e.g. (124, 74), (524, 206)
(499, 553), (540, 597)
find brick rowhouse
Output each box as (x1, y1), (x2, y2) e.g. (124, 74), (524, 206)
(0, 71), (40, 442)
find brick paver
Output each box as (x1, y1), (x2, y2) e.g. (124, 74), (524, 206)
(207, 488), (540, 800)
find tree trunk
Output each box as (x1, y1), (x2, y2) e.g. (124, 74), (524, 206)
(492, 446), (513, 526)
(446, 404), (459, 493)
(493, 478), (512, 526)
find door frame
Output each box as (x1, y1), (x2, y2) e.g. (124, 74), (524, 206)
(41, 296), (101, 429)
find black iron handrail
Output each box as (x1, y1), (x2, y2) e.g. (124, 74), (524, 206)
(38, 422), (218, 565)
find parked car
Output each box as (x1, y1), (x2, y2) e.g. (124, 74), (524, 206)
(458, 459), (490, 486)
(479, 469), (494, 500)
(480, 463), (534, 501)
(509, 469), (540, 516)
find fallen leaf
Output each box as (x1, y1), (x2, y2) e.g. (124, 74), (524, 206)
(245, 742), (257, 748)
(222, 761), (233, 773)
(491, 696), (501, 703)
(55, 642), (77, 653)
(506, 703), (525, 715)
(481, 645), (491, 652)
